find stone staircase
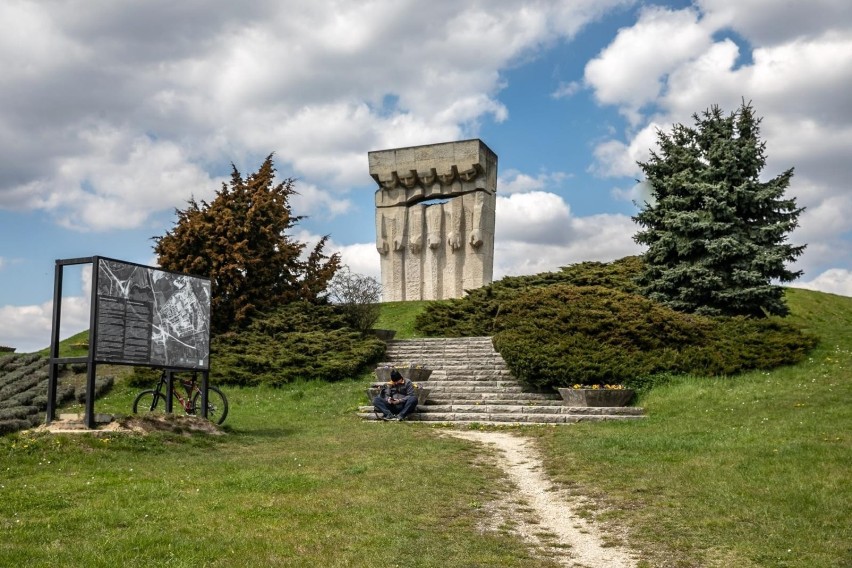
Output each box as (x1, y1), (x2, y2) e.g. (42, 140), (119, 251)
(357, 337), (644, 425)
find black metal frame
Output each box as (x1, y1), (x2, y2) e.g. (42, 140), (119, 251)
(45, 256), (210, 428)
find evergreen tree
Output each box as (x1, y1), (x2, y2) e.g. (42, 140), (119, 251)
(154, 154), (340, 333)
(633, 101), (805, 317)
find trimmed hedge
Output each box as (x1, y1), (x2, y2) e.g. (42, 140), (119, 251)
(74, 375), (115, 403)
(0, 354), (89, 435)
(415, 257), (818, 390)
(491, 285), (817, 389)
(206, 302), (384, 386)
(415, 256), (643, 337)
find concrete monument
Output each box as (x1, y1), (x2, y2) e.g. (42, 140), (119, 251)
(369, 139), (497, 301)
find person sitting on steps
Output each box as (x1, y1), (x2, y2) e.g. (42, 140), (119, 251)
(373, 369), (418, 421)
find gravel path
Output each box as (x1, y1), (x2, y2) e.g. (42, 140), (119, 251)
(444, 430), (639, 568)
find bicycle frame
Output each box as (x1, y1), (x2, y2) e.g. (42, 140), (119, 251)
(157, 370), (209, 419)
(134, 368), (227, 424)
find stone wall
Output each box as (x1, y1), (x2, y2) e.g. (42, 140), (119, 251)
(369, 139), (497, 301)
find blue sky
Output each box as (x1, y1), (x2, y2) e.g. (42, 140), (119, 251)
(1, 0), (851, 352)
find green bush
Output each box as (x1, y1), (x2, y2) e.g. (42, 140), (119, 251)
(415, 256), (643, 337)
(129, 367), (161, 388)
(74, 376), (115, 403)
(210, 302), (386, 386)
(414, 256), (817, 390)
(491, 284), (817, 389)
(0, 418), (36, 435)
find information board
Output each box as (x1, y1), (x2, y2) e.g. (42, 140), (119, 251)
(93, 258), (211, 369)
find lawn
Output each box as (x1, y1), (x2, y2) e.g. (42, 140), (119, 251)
(1, 288), (850, 567)
(534, 288), (851, 567)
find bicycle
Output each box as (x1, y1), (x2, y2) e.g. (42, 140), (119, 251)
(132, 369), (229, 425)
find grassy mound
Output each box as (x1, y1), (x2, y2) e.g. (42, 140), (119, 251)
(415, 257), (817, 389)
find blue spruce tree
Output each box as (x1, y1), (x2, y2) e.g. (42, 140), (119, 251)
(634, 101), (805, 317)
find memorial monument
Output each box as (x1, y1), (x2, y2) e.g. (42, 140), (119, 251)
(369, 139), (497, 301)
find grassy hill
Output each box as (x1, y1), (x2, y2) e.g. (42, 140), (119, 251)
(1, 285), (848, 566)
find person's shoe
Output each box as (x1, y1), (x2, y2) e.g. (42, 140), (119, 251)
(387, 415), (401, 421)
(380, 415), (394, 421)
(396, 415), (406, 422)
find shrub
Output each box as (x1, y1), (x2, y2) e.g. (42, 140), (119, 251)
(491, 284), (817, 389)
(0, 419), (34, 435)
(414, 256), (817, 390)
(415, 256), (643, 336)
(75, 376), (115, 403)
(326, 266), (383, 334)
(209, 302), (385, 386)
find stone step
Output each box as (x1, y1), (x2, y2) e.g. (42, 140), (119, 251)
(365, 336), (645, 425)
(358, 404), (643, 416)
(425, 391), (560, 401)
(415, 381), (529, 390)
(378, 364), (511, 372)
(356, 412), (644, 424)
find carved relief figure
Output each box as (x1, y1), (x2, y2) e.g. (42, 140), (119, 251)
(370, 140), (497, 301)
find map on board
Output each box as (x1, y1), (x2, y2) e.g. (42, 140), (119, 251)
(93, 258), (211, 369)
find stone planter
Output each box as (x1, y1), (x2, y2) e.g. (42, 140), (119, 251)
(374, 366), (393, 382)
(557, 388), (635, 407)
(399, 367), (433, 383)
(374, 366), (433, 383)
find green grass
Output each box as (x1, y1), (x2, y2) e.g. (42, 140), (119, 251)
(1, 375), (559, 567)
(36, 329), (90, 358)
(532, 287), (852, 567)
(2, 287), (849, 567)
(374, 300), (433, 338)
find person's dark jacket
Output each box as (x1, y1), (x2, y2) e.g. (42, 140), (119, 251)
(380, 379), (415, 403)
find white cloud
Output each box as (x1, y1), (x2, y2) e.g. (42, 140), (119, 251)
(0, 296), (90, 353)
(584, 6), (712, 123)
(584, 1), (852, 286)
(494, 191), (641, 277)
(696, 0), (852, 45)
(290, 182), (353, 220)
(333, 242), (382, 282)
(0, 266), (91, 353)
(0, 0), (634, 232)
(551, 81), (581, 99)
(498, 170), (569, 194)
(497, 192), (573, 245)
(495, 212), (640, 278)
(795, 269), (852, 297)
(3, 125), (223, 230)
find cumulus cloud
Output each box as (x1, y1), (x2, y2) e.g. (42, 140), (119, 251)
(584, 6), (712, 123)
(494, 192), (641, 277)
(0, 267), (91, 353)
(333, 242), (382, 282)
(795, 269), (852, 298)
(696, 0), (852, 45)
(498, 170), (570, 194)
(0, 0), (629, 232)
(584, 0), (852, 292)
(0, 297), (90, 353)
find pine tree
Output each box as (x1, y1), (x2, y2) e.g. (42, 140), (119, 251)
(633, 102), (805, 317)
(154, 154), (340, 333)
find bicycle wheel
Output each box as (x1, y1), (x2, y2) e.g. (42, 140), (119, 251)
(191, 386), (229, 425)
(132, 390), (166, 416)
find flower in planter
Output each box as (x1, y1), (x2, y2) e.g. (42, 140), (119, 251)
(571, 384), (626, 390)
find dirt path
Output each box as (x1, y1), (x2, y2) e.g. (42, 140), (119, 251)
(443, 430), (639, 568)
